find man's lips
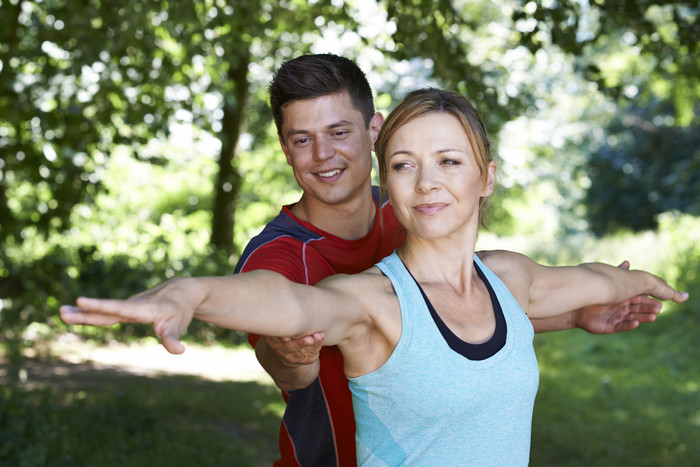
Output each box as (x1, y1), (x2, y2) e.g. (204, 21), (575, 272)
(414, 203), (447, 215)
(315, 168), (344, 179)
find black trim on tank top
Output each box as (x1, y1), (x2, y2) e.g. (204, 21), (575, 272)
(404, 260), (507, 361)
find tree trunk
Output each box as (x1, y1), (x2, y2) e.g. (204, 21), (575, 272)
(210, 52), (251, 257)
(0, 0), (23, 244)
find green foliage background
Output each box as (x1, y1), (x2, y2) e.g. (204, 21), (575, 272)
(0, 0), (698, 464)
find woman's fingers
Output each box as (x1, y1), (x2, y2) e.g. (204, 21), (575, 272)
(59, 304), (122, 326)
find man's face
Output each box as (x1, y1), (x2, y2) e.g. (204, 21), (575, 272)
(279, 91), (382, 208)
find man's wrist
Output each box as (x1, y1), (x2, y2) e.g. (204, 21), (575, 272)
(570, 308), (582, 330)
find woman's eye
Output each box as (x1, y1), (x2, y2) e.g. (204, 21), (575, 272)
(441, 158), (460, 165)
(391, 162), (408, 171)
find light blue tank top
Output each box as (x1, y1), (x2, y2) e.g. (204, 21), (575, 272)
(348, 252), (539, 466)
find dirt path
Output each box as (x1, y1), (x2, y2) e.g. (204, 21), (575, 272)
(0, 333), (275, 388)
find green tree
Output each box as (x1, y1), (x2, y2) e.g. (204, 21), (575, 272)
(511, 0), (699, 233)
(1, 0), (536, 257)
(512, 0), (698, 123)
(0, 0), (360, 378)
(0, 0), (359, 257)
(585, 103), (700, 234)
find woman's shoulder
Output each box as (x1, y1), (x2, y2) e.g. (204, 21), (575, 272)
(476, 250), (537, 301)
(319, 266), (394, 297)
(477, 249), (533, 272)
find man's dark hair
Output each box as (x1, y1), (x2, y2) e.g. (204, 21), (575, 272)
(269, 54), (375, 137)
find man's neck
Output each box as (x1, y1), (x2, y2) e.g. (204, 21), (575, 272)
(291, 188), (376, 240)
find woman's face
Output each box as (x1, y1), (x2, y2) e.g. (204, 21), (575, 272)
(385, 112), (496, 241)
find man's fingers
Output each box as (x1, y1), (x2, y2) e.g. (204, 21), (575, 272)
(614, 320), (639, 333)
(627, 296), (662, 314)
(630, 312), (658, 324)
(296, 332), (325, 347)
(268, 332), (325, 349)
(309, 332), (325, 344)
(263, 332), (325, 365)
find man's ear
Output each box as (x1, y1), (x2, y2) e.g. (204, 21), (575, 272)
(279, 134), (293, 166)
(369, 112), (384, 149)
(481, 161), (497, 197)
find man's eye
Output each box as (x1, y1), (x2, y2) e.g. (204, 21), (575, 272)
(295, 137), (309, 145)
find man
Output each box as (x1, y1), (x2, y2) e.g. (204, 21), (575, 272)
(234, 54), (661, 466)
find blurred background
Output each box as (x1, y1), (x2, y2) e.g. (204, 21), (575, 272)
(1, 0), (698, 465)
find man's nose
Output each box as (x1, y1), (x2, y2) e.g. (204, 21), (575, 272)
(312, 137), (335, 161)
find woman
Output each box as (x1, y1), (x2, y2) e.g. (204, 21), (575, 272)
(60, 89), (688, 465)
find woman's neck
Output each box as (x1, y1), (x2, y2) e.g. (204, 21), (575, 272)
(397, 232), (479, 292)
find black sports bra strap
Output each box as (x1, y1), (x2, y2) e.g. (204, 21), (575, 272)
(408, 260), (507, 361)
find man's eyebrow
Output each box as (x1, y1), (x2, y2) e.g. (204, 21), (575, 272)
(326, 119), (353, 129)
(285, 120), (354, 139)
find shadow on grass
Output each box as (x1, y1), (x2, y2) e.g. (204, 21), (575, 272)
(0, 357), (283, 467)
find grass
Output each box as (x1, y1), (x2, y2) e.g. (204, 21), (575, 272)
(530, 304), (700, 466)
(0, 357), (284, 467)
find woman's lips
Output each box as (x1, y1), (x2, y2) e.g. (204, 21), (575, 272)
(414, 203), (447, 215)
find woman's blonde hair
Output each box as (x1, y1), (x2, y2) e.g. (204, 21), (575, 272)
(375, 88), (494, 225)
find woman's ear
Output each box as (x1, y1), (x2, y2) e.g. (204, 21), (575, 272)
(481, 161), (497, 197)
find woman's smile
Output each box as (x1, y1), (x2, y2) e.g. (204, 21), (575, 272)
(414, 202), (448, 215)
(385, 112), (492, 240)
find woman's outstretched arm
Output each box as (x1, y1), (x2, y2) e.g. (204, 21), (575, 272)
(59, 270), (368, 354)
(479, 250), (688, 319)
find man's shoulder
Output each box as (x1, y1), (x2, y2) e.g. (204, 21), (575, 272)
(234, 209), (322, 275)
(257, 209), (323, 242)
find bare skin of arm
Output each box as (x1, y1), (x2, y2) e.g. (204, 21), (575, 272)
(478, 250), (688, 318)
(530, 261), (662, 333)
(262, 262), (663, 391)
(58, 268), (400, 379)
(60, 270), (368, 354)
(255, 334), (324, 391)
(59, 257), (686, 385)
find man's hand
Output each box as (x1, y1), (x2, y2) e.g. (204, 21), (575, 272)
(574, 260), (662, 334)
(573, 294), (662, 334)
(255, 332), (325, 391)
(265, 332), (326, 367)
